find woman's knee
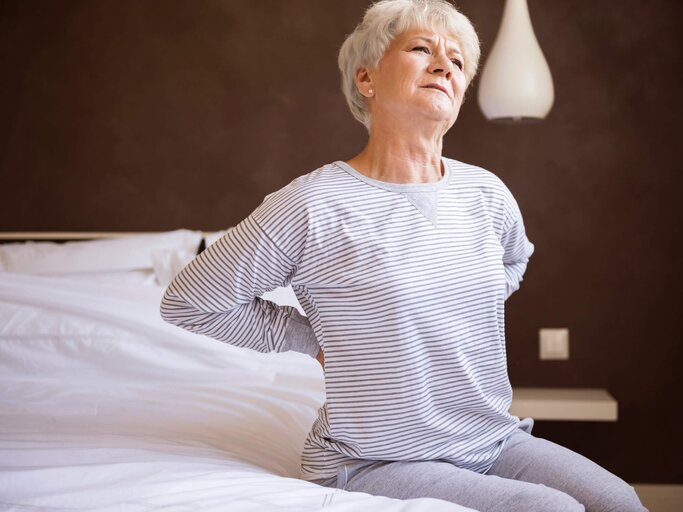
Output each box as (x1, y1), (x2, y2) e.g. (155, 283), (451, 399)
(585, 483), (648, 512)
(517, 484), (585, 512)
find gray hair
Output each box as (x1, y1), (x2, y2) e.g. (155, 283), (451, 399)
(338, 0), (481, 130)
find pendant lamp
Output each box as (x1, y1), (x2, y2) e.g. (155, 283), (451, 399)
(477, 0), (554, 122)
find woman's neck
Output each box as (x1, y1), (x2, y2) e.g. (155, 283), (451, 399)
(345, 121), (445, 184)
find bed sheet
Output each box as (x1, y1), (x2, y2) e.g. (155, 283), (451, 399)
(0, 273), (477, 512)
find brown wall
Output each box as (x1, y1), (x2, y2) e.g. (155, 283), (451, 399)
(1, 0), (681, 484)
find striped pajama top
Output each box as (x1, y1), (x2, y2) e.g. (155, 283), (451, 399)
(160, 156), (535, 482)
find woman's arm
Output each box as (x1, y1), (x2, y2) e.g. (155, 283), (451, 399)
(501, 212), (535, 301)
(160, 215), (320, 357)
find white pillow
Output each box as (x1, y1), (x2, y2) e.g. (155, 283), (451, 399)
(51, 269), (159, 286)
(151, 248), (197, 287)
(0, 230), (202, 276)
(203, 229), (229, 248)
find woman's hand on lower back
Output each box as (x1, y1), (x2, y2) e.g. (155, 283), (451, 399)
(316, 349), (324, 368)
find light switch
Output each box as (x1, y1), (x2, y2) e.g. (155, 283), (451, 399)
(539, 328), (569, 360)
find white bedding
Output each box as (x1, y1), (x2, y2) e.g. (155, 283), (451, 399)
(0, 273), (476, 512)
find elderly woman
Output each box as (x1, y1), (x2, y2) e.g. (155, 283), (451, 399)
(161, 0), (647, 510)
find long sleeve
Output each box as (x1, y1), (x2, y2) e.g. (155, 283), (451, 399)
(500, 209), (535, 301)
(160, 215), (319, 357)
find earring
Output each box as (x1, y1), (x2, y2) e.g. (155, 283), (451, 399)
(368, 89), (374, 96)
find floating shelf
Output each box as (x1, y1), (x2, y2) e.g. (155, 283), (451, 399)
(510, 387), (618, 421)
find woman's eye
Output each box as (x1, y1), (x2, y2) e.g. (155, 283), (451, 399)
(451, 59), (463, 70)
(412, 46), (430, 54)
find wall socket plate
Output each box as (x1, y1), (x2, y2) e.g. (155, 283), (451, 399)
(539, 328), (569, 360)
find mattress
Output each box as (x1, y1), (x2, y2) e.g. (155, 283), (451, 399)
(0, 272), (476, 511)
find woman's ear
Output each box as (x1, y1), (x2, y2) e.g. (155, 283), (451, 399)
(355, 66), (375, 98)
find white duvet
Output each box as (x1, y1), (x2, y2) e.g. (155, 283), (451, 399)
(0, 273), (476, 512)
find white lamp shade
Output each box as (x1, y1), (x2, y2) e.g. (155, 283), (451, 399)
(477, 0), (554, 122)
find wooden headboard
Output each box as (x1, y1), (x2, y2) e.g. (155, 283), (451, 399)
(0, 232), (212, 241)
(0, 232), (210, 253)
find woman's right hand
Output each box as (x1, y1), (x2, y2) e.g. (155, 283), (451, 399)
(316, 349), (324, 368)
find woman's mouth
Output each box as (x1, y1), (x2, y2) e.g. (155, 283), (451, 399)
(421, 84), (450, 98)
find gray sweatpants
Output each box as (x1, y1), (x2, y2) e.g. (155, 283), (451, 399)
(311, 419), (647, 512)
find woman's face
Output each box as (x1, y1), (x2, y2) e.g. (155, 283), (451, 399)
(362, 27), (467, 132)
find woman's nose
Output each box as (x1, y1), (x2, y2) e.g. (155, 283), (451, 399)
(428, 55), (452, 78)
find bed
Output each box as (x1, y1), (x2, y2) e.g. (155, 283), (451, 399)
(0, 231), (477, 512)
